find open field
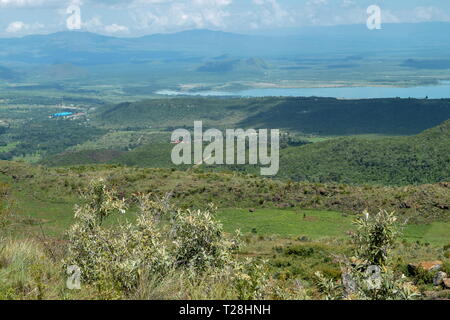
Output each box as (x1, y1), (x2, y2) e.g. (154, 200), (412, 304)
(218, 208), (450, 246)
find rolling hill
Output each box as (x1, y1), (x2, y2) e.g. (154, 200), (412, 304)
(277, 119), (450, 185)
(96, 97), (450, 135)
(40, 117), (450, 186)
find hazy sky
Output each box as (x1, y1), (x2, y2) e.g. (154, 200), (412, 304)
(1, 0), (450, 37)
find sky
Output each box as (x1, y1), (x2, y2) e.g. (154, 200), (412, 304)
(0, 0), (450, 37)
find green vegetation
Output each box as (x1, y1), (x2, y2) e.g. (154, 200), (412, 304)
(1, 161), (448, 236)
(217, 208), (450, 246)
(0, 95), (448, 186)
(96, 97), (450, 135)
(0, 119), (106, 162)
(0, 161), (448, 300)
(218, 208), (353, 239)
(1, 26), (449, 301)
(1, 177), (448, 300)
(315, 210), (420, 300)
(277, 119), (450, 185)
(40, 118), (450, 186)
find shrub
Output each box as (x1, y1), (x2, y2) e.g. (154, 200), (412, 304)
(408, 266), (434, 285)
(64, 179), (266, 299)
(284, 245), (315, 257)
(64, 179), (171, 292)
(351, 210), (399, 267)
(233, 258), (268, 300)
(315, 210), (420, 300)
(171, 204), (239, 271)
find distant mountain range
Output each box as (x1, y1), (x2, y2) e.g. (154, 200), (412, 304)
(1, 22), (450, 66)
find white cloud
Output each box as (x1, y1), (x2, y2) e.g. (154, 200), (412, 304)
(83, 16), (102, 29)
(414, 6), (450, 22)
(250, 0), (293, 28)
(6, 21), (25, 32)
(340, 0), (355, 8)
(131, 0), (233, 32)
(6, 20), (44, 32)
(0, 0), (59, 7)
(104, 23), (129, 33)
(1, 0), (450, 36)
(307, 0), (328, 5)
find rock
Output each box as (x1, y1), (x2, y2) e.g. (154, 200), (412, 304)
(342, 273), (357, 297)
(298, 236), (310, 242)
(421, 261), (443, 272)
(433, 272), (447, 286)
(423, 289), (450, 300)
(400, 202), (411, 209)
(408, 261), (443, 273)
(444, 278), (450, 289)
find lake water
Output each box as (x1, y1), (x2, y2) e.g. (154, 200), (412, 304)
(156, 81), (450, 99)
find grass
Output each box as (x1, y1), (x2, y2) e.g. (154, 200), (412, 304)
(0, 161), (448, 245)
(218, 208), (353, 239)
(403, 222), (450, 246)
(0, 163), (448, 300)
(218, 208), (450, 246)
(6, 188), (75, 237)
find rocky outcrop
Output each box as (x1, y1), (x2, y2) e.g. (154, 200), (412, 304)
(433, 272), (447, 286)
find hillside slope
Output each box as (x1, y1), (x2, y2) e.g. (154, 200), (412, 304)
(97, 97), (450, 135)
(41, 119), (450, 186)
(278, 119), (450, 185)
(1, 161), (449, 225)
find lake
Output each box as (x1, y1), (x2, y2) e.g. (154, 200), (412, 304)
(156, 81), (450, 99)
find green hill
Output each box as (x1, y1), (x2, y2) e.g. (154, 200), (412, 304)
(278, 119), (450, 185)
(41, 119), (450, 186)
(97, 97), (450, 135)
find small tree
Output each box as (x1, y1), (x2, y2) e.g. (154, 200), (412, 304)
(352, 210), (399, 267)
(315, 210), (419, 300)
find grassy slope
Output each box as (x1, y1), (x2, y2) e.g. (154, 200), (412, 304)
(218, 208), (450, 245)
(1, 161), (449, 241)
(1, 160), (448, 300)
